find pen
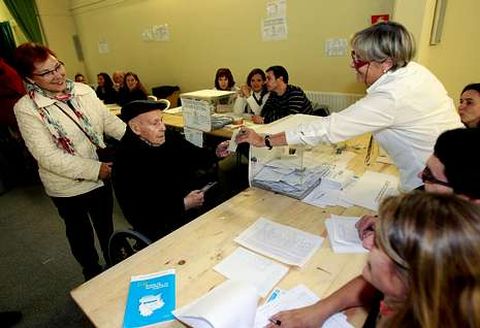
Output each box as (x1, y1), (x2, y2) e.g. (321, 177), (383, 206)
(268, 318), (282, 326)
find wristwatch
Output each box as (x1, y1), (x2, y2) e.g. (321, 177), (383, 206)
(264, 135), (273, 150)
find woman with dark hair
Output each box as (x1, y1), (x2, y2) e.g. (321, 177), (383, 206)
(233, 68), (270, 119)
(95, 72), (117, 104)
(118, 71), (148, 105)
(214, 68), (236, 91)
(267, 192), (480, 328)
(12, 42), (126, 280)
(458, 83), (480, 127)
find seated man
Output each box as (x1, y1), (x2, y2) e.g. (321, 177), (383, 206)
(266, 127), (480, 328)
(258, 65), (313, 124)
(112, 100), (229, 241)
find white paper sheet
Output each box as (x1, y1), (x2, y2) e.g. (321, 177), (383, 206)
(325, 216), (368, 253)
(213, 247), (289, 297)
(342, 171), (399, 211)
(234, 217), (324, 267)
(254, 285), (354, 328)
(173, 280), (259, 328)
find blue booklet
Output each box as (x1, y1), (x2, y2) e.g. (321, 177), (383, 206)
(123, 269), (176, 328)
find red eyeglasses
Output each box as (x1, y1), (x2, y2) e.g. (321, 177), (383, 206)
(351, 51), (369, 70)
(421, 166), (451, 187)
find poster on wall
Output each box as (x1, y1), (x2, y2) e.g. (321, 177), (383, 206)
(262, 17), (287, 41)
(97, 39), (110, 54)
(262, 0), (287, 41)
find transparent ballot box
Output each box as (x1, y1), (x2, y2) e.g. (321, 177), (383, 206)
(248, 115), (347, 200)
(181, 89), (236, 132)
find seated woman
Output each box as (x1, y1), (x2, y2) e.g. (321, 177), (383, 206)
(214, 68), (237, 91)
(233, 68), (270, 120)
(95, 72), (117, 104)
(458, 83), (480, 127)
(118, 72), (148, 105)
(267, 192), (480, 328)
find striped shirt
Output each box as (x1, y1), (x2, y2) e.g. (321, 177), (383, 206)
(261, 85), (313, 123)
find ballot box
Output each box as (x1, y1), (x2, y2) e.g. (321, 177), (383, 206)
(181, 89), (236, 132)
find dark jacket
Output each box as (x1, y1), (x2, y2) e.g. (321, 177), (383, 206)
(261, 85), (313, 123)
(117, 87), (148, 106)
(95, 86), (118, 104)
(112, 127), (217, 241)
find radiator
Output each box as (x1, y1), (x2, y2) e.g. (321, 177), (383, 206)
(305, 91), (364, 113)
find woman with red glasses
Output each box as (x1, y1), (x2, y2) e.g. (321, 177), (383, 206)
(12, 43), (126, 280)
(237, 21), (463, 192)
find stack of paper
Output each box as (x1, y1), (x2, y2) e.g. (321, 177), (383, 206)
(173, 280), (259, 328)
(255, 285), (353, 328)
(342, 171), (399, 211)
(213, 247), (289, 297)
(234, 217), (324, 267)
(325, 215), (368, 253)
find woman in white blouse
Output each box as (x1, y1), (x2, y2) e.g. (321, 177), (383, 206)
(237, 21), (462, 191)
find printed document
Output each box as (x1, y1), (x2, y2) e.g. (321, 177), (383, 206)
(325, 215), (368, 253)
(234, 217), (324, 267)
(255, 284), (353, 328)
(213, 247), (289, 297)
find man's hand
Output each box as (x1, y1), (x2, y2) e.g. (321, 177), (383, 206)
(235, 128), (265, 147)
(355, 214), (377, 250)
(98, 162), (112, 180)
(216, 140), (231, 158)
(184, 190), (204, 210)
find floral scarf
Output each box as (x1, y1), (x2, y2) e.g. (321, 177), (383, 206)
(26, 79), (105, 154)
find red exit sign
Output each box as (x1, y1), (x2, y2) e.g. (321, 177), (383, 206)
(371, 14), (390, 25)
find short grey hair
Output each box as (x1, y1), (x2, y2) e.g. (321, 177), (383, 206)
(351, 21), (415, 71)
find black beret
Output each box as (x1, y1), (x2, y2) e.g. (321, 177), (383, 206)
(434, 128), (480, 199)
(120, 100), (168, 122)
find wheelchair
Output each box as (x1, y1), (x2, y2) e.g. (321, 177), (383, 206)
(108, 229), (152, 265)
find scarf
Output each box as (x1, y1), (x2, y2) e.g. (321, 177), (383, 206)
(26, 79), (105, 154)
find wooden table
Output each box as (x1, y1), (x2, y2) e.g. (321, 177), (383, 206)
(71, 140), (397, 327)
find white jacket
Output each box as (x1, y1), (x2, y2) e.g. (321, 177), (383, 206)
(14, 83), (126, 197)
(285, 62), (463, 191)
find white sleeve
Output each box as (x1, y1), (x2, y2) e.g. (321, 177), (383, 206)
(233, 96), (247, 114)
(285, 93), (395, 145)
(14, 100), (102, 182)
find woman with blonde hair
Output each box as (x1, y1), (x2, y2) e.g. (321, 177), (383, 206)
(238, 21), (462, 191)
(267, 192), (480, 327)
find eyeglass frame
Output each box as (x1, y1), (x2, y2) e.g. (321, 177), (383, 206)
(351, 51), (370, 70)
(32, 61), (65, 78)
(421, 166), (451, 187)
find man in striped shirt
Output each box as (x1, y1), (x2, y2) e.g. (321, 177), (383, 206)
(259, 65), (313, 124)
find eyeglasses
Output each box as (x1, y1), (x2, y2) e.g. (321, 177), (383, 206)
(32, 61), (64, 78)
(421, 166), (451, 187)
(351, 51), (369, 70)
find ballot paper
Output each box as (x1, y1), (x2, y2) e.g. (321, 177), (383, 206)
(173, 280), (259, 328)
(254, 285), (354, 328)
(213, 247), (289, 297)
(234, 217), (324, 267)
(342, 171), (399, 211)
(325, 215), (368, 253)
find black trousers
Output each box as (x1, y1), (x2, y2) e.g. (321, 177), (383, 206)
(51, 183), (114, 278)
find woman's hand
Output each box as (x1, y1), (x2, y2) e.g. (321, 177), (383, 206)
(184, 190), (204, 210)
(252, 115), (264, 124)
(240, 85), (251, 98)
(265, 302), (331, 328)
(98, 162), (112, 180)
(236, 128), (265, 147)
(355, 214), (377, 250)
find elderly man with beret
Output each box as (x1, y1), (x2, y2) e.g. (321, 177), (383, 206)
(112, 100), (230, 241)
